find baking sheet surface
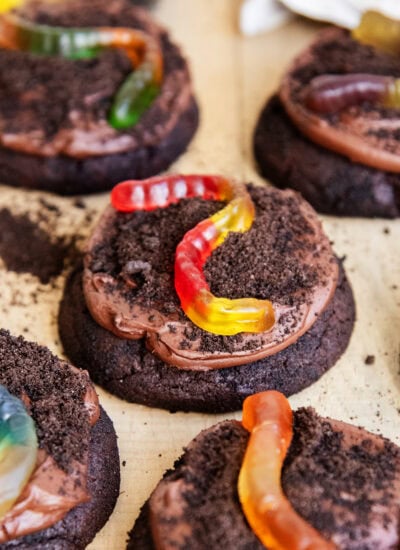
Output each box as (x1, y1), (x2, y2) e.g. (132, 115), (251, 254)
(0, 2), (399, 548)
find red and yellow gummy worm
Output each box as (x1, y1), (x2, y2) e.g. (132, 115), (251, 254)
(111, 175), (275, 336)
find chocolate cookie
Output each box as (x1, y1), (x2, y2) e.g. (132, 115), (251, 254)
(0, 0), (198, 195)
(0, 329), (120, 548)
(58, 184), (355, 413)
(128, 408), (400, 548)
(254, 28), (400, 218)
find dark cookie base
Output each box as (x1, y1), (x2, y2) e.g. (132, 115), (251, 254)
(0, 96), (198, 196)
(254, 96), (400, 218)
(58, 262), (355, 413)
(127, 415), (400, 549)
(4, 408), (120, 550)
(127, 422), (256, 550)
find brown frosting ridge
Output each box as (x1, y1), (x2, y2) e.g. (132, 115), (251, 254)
(83, 187), (338, 371)
(0, 370), (100, 543)
(0, 0), (193, 159)
(280, 27), (400, 173)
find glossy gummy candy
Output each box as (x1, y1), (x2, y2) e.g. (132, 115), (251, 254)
(305, 73), (400, 114)
(0, 0), (25, 13)
(0, 384), (38, 520)
(353, 10), (400, 56)
(238, 391), (335, 550)
(0, 12), (163, 129)
(303, 11), (400, 115)
(111, 175), (275, 336)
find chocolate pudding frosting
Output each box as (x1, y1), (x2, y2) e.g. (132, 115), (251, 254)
(280, 27), (400, 173)
(0, 329), (99, 543)
(138, 411), (400, 549)
(0, 0), (193, 158)
(83, 185), (338, 370)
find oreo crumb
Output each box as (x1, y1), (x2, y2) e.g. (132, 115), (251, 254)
(0, 208), (69, 284)
(74, 199), (86, 209)
(365, 355), (375, 365)
(89, 185), (330, 354)
(0, 330), (91, 471)
(130, 412), (400, 548)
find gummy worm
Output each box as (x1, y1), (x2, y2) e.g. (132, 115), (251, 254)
(111, 175), (275, 336)
(238, 391), (336, 550)
(0, 0), (26, 14)
(305, 73), (400, 114)
(0, 384), (38, 520)
(353, 10), (400, 57)
(306, 11), (400, 115)
(0, 11), (163, 130)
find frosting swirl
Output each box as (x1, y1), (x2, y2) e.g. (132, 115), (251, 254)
(83, 186), (338, 370)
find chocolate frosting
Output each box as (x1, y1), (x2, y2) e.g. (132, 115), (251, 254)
(0, 368), (100, 543)
(0, 0), (193, 159)
(147, 413), (400, 549)
(280, 28), (400, 173)
(286, 418), (400, 548)
(0, 453), (88, 543)
(83, 186), (338, 371)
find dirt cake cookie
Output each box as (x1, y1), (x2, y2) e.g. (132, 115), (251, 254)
(254, 12), (400, 218)
(59, 174), (355, 413)
(128, 391), (400, 549)
(0, 0), (198, 194)
(0, 329), (119, 548)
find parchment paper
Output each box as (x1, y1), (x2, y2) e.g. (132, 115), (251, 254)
(0, 2), (398, 548)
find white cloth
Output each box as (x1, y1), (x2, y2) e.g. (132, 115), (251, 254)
(281, 0), (400, 28)
(239, 0), (400, 35)
(239, 0), (292, 36)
